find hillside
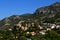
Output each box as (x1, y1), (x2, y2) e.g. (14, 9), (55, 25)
(34, 2), (60, 24)
(0, 2), (60, 31)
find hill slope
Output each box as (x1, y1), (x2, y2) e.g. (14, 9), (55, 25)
(0, 2), (60, 31)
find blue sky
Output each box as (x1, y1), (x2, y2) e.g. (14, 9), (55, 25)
(0, 0), (60, 20)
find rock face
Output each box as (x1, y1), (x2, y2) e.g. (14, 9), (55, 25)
(35, 2), (60, 15)
(34, 2), (60, 23)
(0, 2), (60, 31)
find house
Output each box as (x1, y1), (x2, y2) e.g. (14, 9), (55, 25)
(21, 26), (25, 30)
(56, 25), (60, 28)
(28, 23), (31, 27)
(24, 26), (28, 31)
(9, 28), (12, 31)
(47, 28), (51, 31)
(27, 38), (31, 40)
(32, 22), (35, 27)
(38, 25), (43, 29)
(51, 24), (56, 29)
(39, 30), (45, 35)
(17, 24), (22, 27)
(31, 32), (36, 36)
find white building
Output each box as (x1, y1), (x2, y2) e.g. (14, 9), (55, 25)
(39, 31), (45, 35)
(56, 25), (60, 28)
(51, 24), (56, 29)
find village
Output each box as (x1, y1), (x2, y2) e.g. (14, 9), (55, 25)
(12, 20), (60, 36)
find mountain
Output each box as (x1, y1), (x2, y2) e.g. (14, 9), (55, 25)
(35, 2), (60, 14)
(0, 2), (60, 31)
(34, 2), (60, 23)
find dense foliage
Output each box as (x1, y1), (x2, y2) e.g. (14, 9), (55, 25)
(0, 26), (60, 40)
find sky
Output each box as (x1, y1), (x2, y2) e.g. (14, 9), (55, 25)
(0, 0), (60, 20)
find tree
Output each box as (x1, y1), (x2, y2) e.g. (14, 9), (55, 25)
(19, 36), (27, 40)
(45, 30), (59, 40)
